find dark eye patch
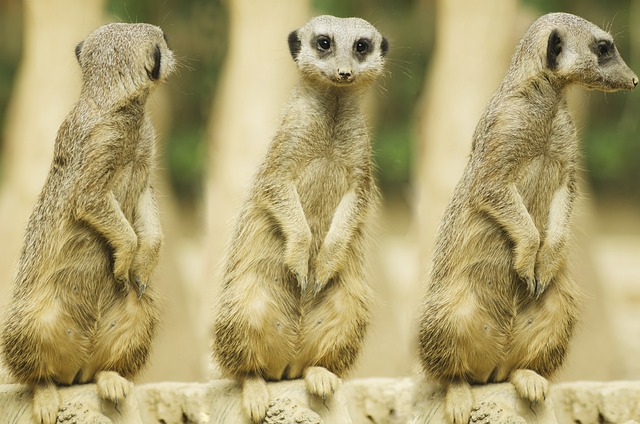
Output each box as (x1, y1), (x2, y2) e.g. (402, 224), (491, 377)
(317, 36), (331, 51)
(597, 40), (612, 56)
(593, 39), (615, 64)
(354, 38), (370, 54)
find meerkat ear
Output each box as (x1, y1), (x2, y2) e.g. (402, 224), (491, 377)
(546, 29), (562, 70)
(75, 41), (84, 63)
(381, 37), (389, 57)
(149, 44), (161, 80)
(288, 30), (301, 61)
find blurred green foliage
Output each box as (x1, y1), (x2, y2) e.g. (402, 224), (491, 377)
(0, 0), (638, 205)
(107, 0), (228, 208)
(0, 0), (22, 179)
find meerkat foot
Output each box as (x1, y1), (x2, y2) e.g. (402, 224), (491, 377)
(33, 383), (61, 424)
(445, 381), (473, 424)
(95, 371), (133, 405)
(304, 366), (341, 400)
(242, 376), (270, 423)
(508, 369), (549, 403)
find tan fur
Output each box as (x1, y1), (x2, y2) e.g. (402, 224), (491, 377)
(417, 12), (637, 424)
(1, 23), (174, 424)
(211, 15), (388, 423)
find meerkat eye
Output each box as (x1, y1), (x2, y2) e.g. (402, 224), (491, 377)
(355, 39), (370, 54)
(317, 36), (331, 51)
(597, 39), (613, 57)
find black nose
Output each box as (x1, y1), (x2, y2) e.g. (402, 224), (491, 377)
(339, 71), (351, 79)
(633, 77), (639, 87)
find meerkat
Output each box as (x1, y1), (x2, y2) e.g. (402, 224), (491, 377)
(417, 12), (637, 424)
(211, 15), (388, 423)
(1, 23), (174, 424)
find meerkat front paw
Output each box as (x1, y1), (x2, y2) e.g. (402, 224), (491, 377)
(33, 383), (61, 424)
(313, 242), (343, 295)
(95, 371), (133, 405)
(513, 233), (540, 296)
(304, 366), (341, 400)
(533, 242), (562, 297)
(112, 235), (138, 290)
(445, 381), (474, 424)
(130, 247), (161, 297)
(509, 369), (549, 403)
(130, 254), (154, 290)
(242, 376), (270, 423)
(284, 231), (312, 291)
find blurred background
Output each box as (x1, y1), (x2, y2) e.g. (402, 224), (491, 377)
(0, 0), (638, 384)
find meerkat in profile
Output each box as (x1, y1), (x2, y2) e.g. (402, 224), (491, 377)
(211, 15), (388, 423)
(1, 23), (174, 424)
(417, 12), (637, 424)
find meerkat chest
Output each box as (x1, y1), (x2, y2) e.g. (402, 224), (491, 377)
(296, 156), (352, 218)
(516, 113), (576, 222)
(111, 137), (152, 217)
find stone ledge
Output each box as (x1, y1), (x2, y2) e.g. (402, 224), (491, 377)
(552, 381), (640, 424)
(1, 378), (640, 423)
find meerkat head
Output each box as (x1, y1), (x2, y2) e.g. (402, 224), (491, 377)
(287, 15), (388, 88)
(75, 23), (175, 101)
(522, 13), (637, 91)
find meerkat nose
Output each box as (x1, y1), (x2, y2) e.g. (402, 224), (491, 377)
(337, 68), (352, 80)
(633, 76), (639, 88)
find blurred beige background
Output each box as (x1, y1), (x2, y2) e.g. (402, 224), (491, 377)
(0, 0), (638, 384)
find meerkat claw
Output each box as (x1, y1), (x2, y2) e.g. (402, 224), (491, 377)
(312, 279), (327, 297)
(116, 277), (131, 292)
(135, 278), (147, 298)
(297, 274), (309, 292)
(534, 276), (542, 298)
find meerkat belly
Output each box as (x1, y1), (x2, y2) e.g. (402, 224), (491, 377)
(34, 222), (143, 382)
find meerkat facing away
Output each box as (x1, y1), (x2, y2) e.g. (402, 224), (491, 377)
(211, 15), (388, 423)
(1, 23), (174, 424)
(417, 12), (637, 424)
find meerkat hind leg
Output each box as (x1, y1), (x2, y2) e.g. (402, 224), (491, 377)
(304, 366), (341, 400)
(33, 382), (61, 424)
(242, 375), (270, 423)
(508, 368), (549, 403)
(445, 380), (474, 424)
(95, 370), (133, 404)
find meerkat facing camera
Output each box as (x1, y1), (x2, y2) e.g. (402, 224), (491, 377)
(1, 23), (174, 424)
(417, 12), (637, 424)
(211, 15), (388, 423)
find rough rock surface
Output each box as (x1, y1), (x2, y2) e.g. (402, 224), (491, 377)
(411, 379), (556, 424)
(552, 381), (640, 424)
(2, 378), (640, 423)
(0, 383), (141, 424)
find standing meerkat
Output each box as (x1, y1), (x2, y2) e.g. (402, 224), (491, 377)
(417, 12), (637, 424)
(211, 15), (388, 423)
(1, 23), (174, 424)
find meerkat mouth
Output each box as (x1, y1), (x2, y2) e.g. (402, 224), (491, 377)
(331, 76), (356, 85)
